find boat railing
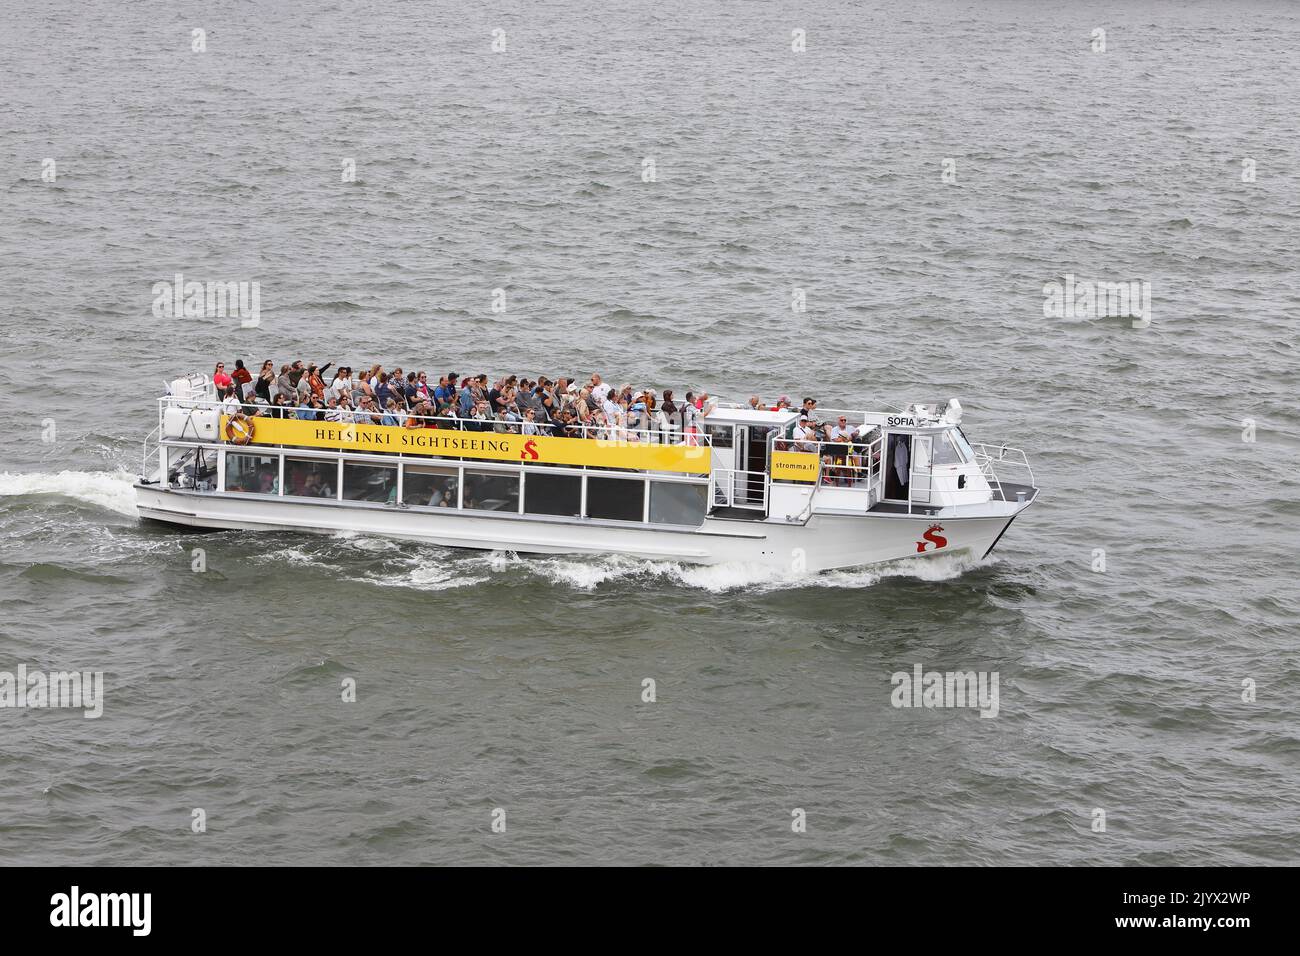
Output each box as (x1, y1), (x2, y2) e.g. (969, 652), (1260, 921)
(155, 396), (714, 449)
(140, 423), (161, 480)
(709, 468), (769, 513)
(770, 433), (884, 491)
(969, 442), (1036, 501)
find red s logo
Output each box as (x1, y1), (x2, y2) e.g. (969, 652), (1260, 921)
(520, 439), (539, 461)
(916, 524), (947, 553)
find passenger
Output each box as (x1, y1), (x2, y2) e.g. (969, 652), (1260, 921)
(496, 404), (521, 433)
(213, 362), (233, 393)
(231, 360), (252, 399)
(356, 396), (381, 424)
(310, 363), (333, 399)
(351, 375), (375, 407)
(827, 415), (854, 482)
(521, 407), (541, 436)
(628, 400), (648, 437)
(748, 395), (762, 410)
(792, 418), (818, 452)
(427, 481), (450, 507)
(415, 371), (433, 403)
(436, 371), (458, 408)
(276, 364), (295, 402)
(658, 391), (679, 443)
(457, 378), (474, 417)
(599, 387), (621, 430)
(328, 367), (352, 403)
(404, 401), (429, 429)
(256, 360), (275, 403)
(682, 391), (701, 445)
(380, 399), (402, 427)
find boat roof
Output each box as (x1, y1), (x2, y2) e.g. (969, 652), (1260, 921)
(707, 407), (801, 426)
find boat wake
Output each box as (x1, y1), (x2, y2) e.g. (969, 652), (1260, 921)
(0, 470), (138, 518)
(376, 548), (989, 594)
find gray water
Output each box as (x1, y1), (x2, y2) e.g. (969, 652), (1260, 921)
(1, 0), (1298, 865)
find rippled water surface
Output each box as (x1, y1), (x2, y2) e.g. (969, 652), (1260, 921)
(1, 0), (1298, 865)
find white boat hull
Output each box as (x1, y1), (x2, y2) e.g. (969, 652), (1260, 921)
(135, 484), (1025, 573)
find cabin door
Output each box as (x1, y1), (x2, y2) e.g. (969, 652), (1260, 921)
(910, 435), (933, 505)
(739, 425), (774, 505)
(883, 432), (912, 501)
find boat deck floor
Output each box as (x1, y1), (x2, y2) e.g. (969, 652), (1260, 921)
(707, 506), (769, 521)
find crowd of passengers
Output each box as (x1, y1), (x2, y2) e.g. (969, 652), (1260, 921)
(208, 358), (861, 450)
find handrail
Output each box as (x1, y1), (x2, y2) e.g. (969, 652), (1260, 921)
(140, 424), (161, 480)
(156, 396), (714, 448)
(710, 467), (768, 512)
(969, 442), (1036, 501)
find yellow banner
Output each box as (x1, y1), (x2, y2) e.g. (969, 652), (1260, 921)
(770, 450), (820, 482)
(222, 415), (710, 475)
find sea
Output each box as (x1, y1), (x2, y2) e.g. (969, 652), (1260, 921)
(1, 0), (1297, 865)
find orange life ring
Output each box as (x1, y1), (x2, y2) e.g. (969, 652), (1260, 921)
(225, 415), (255, 445)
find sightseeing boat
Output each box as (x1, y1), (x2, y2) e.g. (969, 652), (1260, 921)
(134, 374), (1038, 573)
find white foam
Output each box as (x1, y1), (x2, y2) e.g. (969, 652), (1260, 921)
(514, 551), (985, 592)
(368, 564), (489, 591)
(0, 470), (138, 517)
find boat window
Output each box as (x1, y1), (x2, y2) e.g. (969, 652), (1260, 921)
(586, 477), (645, 522)
(343, 462), (397, 503)
(933, 431), (964, 466)
(463, 470), (519, 513)
(225, 453), (276, 494)
(702, 424), (733, 448)
(168, 447), (218, 491)
(523, 472), (581, 517)
(404, 465), (458, 509)
(649, 481), (707, 525)
(284, 457), (337, 498)
(951, 427), (977, 462)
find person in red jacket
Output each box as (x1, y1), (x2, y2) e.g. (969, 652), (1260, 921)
(230, 359), (253, 399)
